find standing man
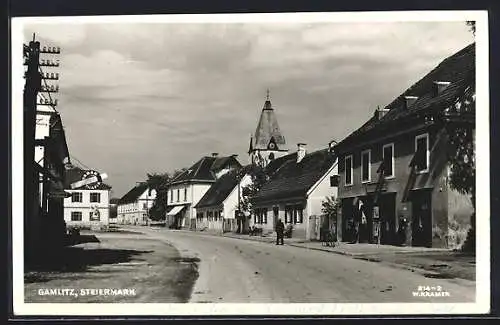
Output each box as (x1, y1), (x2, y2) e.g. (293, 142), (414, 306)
(276, 218), (285, 245)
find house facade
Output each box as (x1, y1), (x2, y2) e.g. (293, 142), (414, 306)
(333, 43), (475, 249)
(251, 145), (338, 240)
(194, 165), (253, 233)
(117, 183), (156, 225)
(165, 154), (241, 229)
(63, 166), (112, 230)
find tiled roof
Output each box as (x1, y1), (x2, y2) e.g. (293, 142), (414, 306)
(119, 183), (149, 204)
(336, 43), (475, 149)
(252, 99), (287, 151)
(264, 152), (297, 176)
(252, 149), (337, 203)
(64, 166), (112, 190)
(195, 165), (254, 209)
(170, 155), (241, 184)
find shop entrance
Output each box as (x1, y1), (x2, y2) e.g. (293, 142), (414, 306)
(411, 190), (433, 247)
(378, 193), (396, 245)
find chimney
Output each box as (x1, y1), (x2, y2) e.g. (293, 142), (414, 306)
(211, 152), (219, 157)
(404, 96), (419, 108)
(375, 107), (390, 120)
(433, 81), (451, 96)
(297, 143), (307, 163)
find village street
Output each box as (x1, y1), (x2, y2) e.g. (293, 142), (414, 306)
(130, 226), (475, 304)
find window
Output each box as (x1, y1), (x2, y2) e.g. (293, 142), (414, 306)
(90, 192), (101, 203)
(176, 189), (180, 202)
(344, 155), (353, 186)
(415, 133), (429, 172)
(285, 205), (303, 224)
(294, 205), (304, 224)
(361, 149), (371, 183)
(254, 208), (268, 224)
(71, 192), (82, 203)
(184, 188), (187, 201)
(71, 211), (82, 221)
(143, 203), (148, 209)
(170, 190), (173, 203)
(382, 143), (395, 178)
(330, 175), (339, 187)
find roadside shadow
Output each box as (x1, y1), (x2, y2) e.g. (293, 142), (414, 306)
(65, 234), (100, 246)
(25, 247), (153, 277)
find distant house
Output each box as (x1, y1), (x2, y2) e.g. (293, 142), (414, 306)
(63, 166), (112, 230)
(332, 43), (475, 249)
(166, 153), (241, 230)
(251, 144), (338, 240)
(117, 183), (156, 225)
(194, 165), (254, 233)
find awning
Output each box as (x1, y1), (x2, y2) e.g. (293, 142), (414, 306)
(166, 205), (186, 216)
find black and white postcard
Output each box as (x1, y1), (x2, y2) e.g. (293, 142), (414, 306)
(10, 10), (490, 316)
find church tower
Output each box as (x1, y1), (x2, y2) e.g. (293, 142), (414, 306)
(248, 90), (288, 167)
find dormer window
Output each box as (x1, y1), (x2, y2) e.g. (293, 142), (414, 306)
(434, 81), (451, 96)
(404, 96), (418, 108)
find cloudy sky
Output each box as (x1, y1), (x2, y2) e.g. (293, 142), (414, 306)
(22, 18), (474, 197)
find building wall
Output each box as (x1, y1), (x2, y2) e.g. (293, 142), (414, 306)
(337, 125), (472, 247)
(307, 163), (339, 216)
(64, 189), (110, 228)
(166, 183), (212, 229)
(223, 174), (253, 221)
(251, 200), (309, 239)
(195, 207), (224, 232)
(116, 188), (156, 225)
(195, 174), (253, 233)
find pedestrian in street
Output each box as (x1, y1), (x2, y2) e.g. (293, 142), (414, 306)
(276, 218), (285, 245)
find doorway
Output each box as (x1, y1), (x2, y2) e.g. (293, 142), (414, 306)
(378, 193), (396, 245)
(411, 190), (433, 247)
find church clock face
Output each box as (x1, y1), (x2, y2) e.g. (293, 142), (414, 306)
(268, 142), (276, 150)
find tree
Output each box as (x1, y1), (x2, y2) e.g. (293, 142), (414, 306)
(321, 195), (340, 233)
(239, 164), (268, 218)
(146, 169), (186, 221)
(445, 83), (476, 252)
(466, 21), (476, 36)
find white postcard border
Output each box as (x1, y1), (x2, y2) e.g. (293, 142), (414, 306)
(11, 10), (490, 316)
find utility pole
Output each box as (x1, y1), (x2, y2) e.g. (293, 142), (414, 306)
(23, 35), (41, 242)
(23, 33), (61, 252)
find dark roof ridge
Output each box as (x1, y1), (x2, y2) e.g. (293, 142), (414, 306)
(382, 42), (475, 114)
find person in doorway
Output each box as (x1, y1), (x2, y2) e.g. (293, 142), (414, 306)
(275, 218), (285, 245)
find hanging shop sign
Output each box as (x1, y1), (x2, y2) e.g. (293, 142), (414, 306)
(70, 170), (108, 190)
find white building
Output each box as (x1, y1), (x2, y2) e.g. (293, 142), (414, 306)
(117, 183), (156, 225)
(194, 165), (253, 233)
(166, 154), (241, 229)
(63, 167), (112, 230)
